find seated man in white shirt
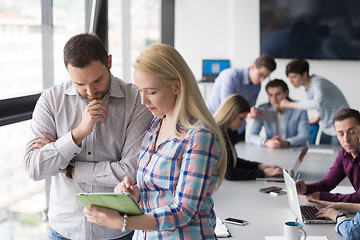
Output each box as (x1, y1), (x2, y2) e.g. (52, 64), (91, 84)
(247, 79), (310, 148)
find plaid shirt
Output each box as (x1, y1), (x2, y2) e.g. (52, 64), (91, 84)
(134, 117), (221, 239)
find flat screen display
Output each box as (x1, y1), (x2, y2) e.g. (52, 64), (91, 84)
(260, 0), (360, 60)
(202, 59), (230, 75)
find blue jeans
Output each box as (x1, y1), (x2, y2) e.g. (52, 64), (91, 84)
(48, 227), (134, 240)
(309, 123), (319, 144)
(48, 228), (70, 240)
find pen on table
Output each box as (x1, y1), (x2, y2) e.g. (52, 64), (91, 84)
(296, 173), (301, 188)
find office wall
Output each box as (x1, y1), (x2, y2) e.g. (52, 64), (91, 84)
(175, 0), (360, 112)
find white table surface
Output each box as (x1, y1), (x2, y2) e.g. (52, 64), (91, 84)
(213, 143), (348, 240)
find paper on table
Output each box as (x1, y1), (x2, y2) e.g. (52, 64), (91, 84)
(257, 108), (278, 123)
(215, 217), (231, 238)
(330, 185), (355, 194)
(308, 149), (334, 154)
(265, 236), (328, 240)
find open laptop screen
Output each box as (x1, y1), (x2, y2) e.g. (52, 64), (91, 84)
(291, 143), (309, 177)
(283, 169), (304, 223)
(202, 59), (230, 82)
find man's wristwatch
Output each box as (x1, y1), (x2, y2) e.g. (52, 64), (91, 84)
(66, 163), (75, 179)
(335, 212), (347, 222)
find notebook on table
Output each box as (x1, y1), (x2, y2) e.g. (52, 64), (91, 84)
(257, 143), (309, 182)
(283, 169), (334, 224)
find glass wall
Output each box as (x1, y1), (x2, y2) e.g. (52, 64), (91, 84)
(130, 0), (160, 64)
(0, 121), (47, 240)
(108, 0), (123, 78)
(0, 0), (162, 239)
(0, 0), (42, 100)
(53, 1), (85, 85)
(108, 0), (160, 81)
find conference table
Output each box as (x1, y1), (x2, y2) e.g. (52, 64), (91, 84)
(213, 143), (350, 240)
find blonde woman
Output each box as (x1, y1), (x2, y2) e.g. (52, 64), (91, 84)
(214, 94), (282, 180)
(83, 44), (226, 239)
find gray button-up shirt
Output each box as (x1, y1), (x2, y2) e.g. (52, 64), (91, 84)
(24, 74), (153, 240)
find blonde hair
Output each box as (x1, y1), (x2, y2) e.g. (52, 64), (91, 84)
(214, 94), (250, 129)
(133, 44), (226, 189)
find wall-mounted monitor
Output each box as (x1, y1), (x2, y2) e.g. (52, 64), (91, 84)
(260, 0), (360, 60)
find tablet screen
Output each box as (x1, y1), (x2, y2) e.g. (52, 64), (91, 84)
(77, 193), (143, 215)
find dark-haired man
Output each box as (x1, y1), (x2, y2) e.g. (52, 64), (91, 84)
(296, 108), (360, 202)
(24, 33), (153, 240)
(247, 79), (309, 148)
(280, 58), (349, 145)
(207, 54), (277, 144)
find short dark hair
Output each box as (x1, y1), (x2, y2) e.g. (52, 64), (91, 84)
(332, 108), (360, 126)
(286, 58), (309, 76)
(265, 79), (289, 94)
(254, 54), (277, 72)
(63, 33), (108, 68)
(265, 79), (291, 101)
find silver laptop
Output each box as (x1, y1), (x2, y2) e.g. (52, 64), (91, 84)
(256, 143), (309, 181)
(201, 59), (230, 82)
(289, 142), (309, 178)
(283, 169), (334, 224)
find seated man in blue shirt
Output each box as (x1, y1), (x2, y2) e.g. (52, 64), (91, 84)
(247, 79), (310, 148)
(207, 54), (277, 144)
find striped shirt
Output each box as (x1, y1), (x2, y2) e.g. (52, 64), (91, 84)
(134, 117), (221, 239)
(23, 74), (153, 239)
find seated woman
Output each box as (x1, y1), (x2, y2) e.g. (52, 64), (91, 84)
(82, 44), (227, 239)
(214, 94), (282, 180)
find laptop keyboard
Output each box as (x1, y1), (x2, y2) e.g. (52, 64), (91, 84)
(301, 206), (327, 220)
(272, 173), (283, 178)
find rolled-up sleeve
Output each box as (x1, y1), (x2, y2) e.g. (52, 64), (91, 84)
(24, 92), (81, 181)
(335, 212), (360, 240)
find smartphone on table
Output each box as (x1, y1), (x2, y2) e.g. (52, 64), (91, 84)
(223, 217), (248, 226)
(259, 186), (282, 193)
(269, 189), (287, 196)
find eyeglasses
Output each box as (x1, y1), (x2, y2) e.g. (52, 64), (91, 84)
(257, 69), (270, 80)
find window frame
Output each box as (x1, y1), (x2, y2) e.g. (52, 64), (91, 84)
(0, 0), (174, 127)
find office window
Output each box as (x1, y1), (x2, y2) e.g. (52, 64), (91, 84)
(130, 0), (160, 64)
(108, 0), (160, 81)
(108, 0), (123, 78)
(0, 121), (47, 240)
(0, 2), (85, 239)
(0, 0), (42, 100)
(0, 1), (164, 239)
(53, 0), (85, 84)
